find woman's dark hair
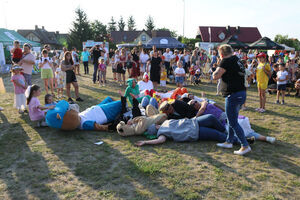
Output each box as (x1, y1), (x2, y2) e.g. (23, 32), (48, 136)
(27, 85), (40, 105)
(44, 94), (52, 104)
(63, 51), (74, 65)
(42, 49), (48, 54)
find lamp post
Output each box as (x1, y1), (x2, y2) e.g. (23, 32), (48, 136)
(182, 0), (185, 37)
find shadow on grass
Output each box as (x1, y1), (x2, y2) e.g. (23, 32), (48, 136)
(0, 112), (60, 200)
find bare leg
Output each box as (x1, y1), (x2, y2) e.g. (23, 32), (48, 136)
(44, 79), (48, 94)
(66, 83), (71, 98)
(50, 78), (54, 94)
(72, 82), (79, 98)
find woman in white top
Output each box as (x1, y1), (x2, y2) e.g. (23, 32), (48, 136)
(139, 49), (150, 77)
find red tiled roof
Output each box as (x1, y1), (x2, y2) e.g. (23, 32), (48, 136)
(197, 26), (262, 43)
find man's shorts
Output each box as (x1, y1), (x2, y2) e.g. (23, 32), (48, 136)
(277, 84), (286, 91)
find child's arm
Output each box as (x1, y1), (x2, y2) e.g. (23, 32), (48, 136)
(195, 101), (208, 117)
(37, 105), (55, 110)
(12, 80), (26, 89)
(135, 135), (167, 146)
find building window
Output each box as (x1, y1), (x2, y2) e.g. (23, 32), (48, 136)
(141, 35), (146, 41)
(123, 35), (127, 41)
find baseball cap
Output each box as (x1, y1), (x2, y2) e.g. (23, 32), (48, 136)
(256, 52), (266, 58)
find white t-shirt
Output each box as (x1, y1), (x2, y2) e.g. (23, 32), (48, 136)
(39, 57), (52, 69)
(79, 106), (107, 129)
(244, 68), (252, 87)
(174, 67), (185, 76)
(140, 53), (149, 63)
(138, 80), (154, 92)
(163, 52), (173, 62)
(289, 53), (295, 59)
(277, 71), (288, 85)
(184, 55), (190, 63)
(72, 51), (79, 64)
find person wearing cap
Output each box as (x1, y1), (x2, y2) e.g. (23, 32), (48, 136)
(159, 99), (197, 120)
(256, 52), (271, 113)
(138, 73), (154, 96)
(135, 114), (243, 147)
(212, 44), (250, 155)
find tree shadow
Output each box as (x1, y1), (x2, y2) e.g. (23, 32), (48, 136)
(0, 112), (59, 200)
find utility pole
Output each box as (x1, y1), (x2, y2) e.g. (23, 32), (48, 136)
(183, 0), (185, 37)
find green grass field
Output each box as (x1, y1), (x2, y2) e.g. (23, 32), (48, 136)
(0, 65), (299, 200)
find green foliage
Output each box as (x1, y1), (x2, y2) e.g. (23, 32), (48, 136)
(67, 8), (93, 49)
(274, 34), (300, 50)
(91, 20), (107, 41)
(145, 16), (155, 31)
(178, 36), (201, 49)
(108, 16), (117, 32)
(127, 15), (136, 31)
(118, 16), (126, 31)
(57, 37), (68, 49)
(156, 27), (177, 38)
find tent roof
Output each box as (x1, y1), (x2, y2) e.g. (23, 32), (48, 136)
(280, 44), (295, 51)
(0, 28), (40, 47)
(249, 37), (284, 50)
(144, 37), (185, 49)
(220, 35), (249, 49)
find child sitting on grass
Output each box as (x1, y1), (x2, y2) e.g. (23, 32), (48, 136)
(11, 66), (27, 114)
(276, 63), (289, 104)
(27, 85), (55, 127)
(174, 61), (185, 87)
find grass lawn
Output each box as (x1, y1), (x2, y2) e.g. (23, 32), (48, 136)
(0, 64), (299, 200)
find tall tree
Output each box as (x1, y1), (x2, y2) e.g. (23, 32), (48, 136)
(68, 8), (92, 49)
(274, 34), (300, 50)
(118, 16), (126, 31)
(91, 20), (107, 41)
(145, 16), (155, 31)
(108, 16), (117, 32)
(127, 15), (136, 31)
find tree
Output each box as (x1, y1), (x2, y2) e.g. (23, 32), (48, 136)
(91, 20), (107, 41)
(108, 16), (117, 32)
(118, 16), (126, 31)
(127, 15), (136, 31)
(145, 16), (155, 31)
(156, 27), (177, 38)
(178, 36), (201, 49)
(68, 8), (93, 49)
(274, 34), (300, 51)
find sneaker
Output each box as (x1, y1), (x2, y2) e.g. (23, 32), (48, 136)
(275, 100), (280, 104)
(266, 136), (276, 144)
(217, 143), (233, 149)
(18, 109), (24, 114)
(68, 98), (74, 104)
(255, 108), (261, 111)
(281, 100), (285, 105)
(76, 97), (84, 102)
(234, 146), (251, 155)
(260, 108), (266, 113)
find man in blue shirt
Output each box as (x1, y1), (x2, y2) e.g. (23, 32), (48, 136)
(81, 48), (90, 74)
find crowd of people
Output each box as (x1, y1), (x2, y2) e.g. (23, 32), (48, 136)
(4, 40), (300, 155)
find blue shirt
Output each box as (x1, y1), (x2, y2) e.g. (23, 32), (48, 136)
(81, 51), (90, 62)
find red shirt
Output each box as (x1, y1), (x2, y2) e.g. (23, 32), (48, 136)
(13, 48), (23, 59)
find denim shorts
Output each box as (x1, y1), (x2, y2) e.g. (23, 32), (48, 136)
(175, 76), (184, 84)
(277, 84), (286, 91)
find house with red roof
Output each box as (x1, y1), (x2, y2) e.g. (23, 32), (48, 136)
(195, 26), (262, 51)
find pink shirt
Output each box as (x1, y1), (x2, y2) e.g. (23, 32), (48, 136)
(20, 53), (36, 75)
(11, 74), (26, 94)
(98, 64), (106, 71)
(28, 97), (45, 121)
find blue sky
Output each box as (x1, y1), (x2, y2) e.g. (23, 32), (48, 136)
(1, 0), (299, 40)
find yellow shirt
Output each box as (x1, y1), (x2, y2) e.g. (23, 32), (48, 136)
(161, 70), (167, 81)
(256, 62), (270, 84)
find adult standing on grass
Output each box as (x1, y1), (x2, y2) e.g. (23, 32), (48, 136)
(81, 48), (90, 74)
(18, 43), (36, 86)
(255, 53), (271, 113)
(90, 45), (102, 84)
(61, 51), (83, 104)
(212, 44), (251, 155)
(147, 50), (162, 90)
